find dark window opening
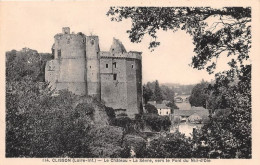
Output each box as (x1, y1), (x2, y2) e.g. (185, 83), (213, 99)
(131, 64), (134, 68)
(106, 64), (108, 68)
(58, 49), (61, 59)
(113, 74), (117, 80)
(91, 40), (94, 45)
(90, 66), (91, 69)
(113, 62), (117, 68)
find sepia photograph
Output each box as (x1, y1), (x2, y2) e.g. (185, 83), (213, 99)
(0, 0), (259, 164)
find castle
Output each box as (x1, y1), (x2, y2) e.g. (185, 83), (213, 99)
(45, 27), (142, 118)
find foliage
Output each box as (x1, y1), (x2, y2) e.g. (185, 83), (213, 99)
(160, 85), (175, 102)
(145, 103), (158, 114)
(123, 134), (146, 158)
(6, 78), (93, 157)
(143, 114), (171, 132)
(189, 80), (209, 108)
(117, 112), (128, 117)
(112, 116), (133, 133)
(166, 101), (179, 110)
(6, 48), (53, 82)
(153, 80), (164, 103)
(104, 107), (116, 124)
(143, 80), (177, 107)
(88, 126), (124, 158)
(5, 48), (124, 158)
(143, 85), (153, 104)
(143, 132), (193, 158)
(107, 7), (251, 158)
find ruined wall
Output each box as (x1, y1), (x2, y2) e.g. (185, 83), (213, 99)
(86, 36), (101, 99)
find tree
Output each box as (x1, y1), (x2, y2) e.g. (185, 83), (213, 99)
(152, 80), (163, 103)
(143, 85), (153, 104)
(189, 80), (209, 108)
(143, 132), (193, 158)
(145, 103), (158, 114)
(5, 48), (125, 158)
(107, 7), (251, 158)
(6, 48), (53, 82)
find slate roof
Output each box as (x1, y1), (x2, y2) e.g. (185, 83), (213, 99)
(156, 104), (170, 109)
(174, 109), (209, 118)
(191, 106), (206, 110)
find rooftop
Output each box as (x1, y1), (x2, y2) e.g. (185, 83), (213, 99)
(174, 109), (209, 118)
(156, 104), (170, 109)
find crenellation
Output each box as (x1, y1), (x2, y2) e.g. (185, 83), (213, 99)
(45, 27), (142, 118)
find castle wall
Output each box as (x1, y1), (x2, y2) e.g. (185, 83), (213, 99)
(125, 57), (142, 118)
(54, 33), (86, 59)
(100, 51), (142, 118)
(47, 29), (87, 95)
(45, 28), (143, 118)
(135, 59), (143, 113)
(86, 36), (101, 99)
(100, 57), (128, 110)
(45, 59), (60, 89)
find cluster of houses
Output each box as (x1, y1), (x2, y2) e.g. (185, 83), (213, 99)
(146, 99), (209, 124)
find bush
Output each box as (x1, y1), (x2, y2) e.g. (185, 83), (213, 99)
(145, 103), (158, 114)
(143, 132), (193, 158)
(6, 79), (93, 157)
(143, 114), (171, 132)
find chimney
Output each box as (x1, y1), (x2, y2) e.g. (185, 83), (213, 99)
(62, 27), (70, 34)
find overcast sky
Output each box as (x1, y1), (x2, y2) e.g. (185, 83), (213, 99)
(1, 2), (216, 85)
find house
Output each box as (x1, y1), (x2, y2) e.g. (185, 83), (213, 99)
(173, 108), (209, 123)
(156, 104), (171, 116)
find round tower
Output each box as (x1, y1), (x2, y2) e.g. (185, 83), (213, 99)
(86, 35), (101, 100)
(53, 27), (87, 95)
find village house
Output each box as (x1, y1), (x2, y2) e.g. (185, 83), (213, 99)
(173, 107), (209, 123)
(156, 104), (171, 116)
(146, 101), (171, 116)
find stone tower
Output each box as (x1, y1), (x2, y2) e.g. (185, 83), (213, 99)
(45, 28), (142, 118)
(45, 27), (87, 95)
(86, 36), (101, 100)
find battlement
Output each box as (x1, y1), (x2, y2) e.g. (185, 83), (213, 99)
(54, 32), (86, 40)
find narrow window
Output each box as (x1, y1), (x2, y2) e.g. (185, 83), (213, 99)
(113, 74), (117, 80)
(131, 64), (134, 69)
(113, 62), (117, 68)
(106, 64), (108, 68)
(90, 66), (91, 69)
(58, 49), (61, 59)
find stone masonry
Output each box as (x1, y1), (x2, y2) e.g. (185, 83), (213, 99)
(45, 27), (142, 118)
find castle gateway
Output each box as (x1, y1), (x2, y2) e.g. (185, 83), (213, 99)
(45, 27), (142, 118)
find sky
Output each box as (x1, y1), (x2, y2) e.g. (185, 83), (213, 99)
(0, 2), (217, 85)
